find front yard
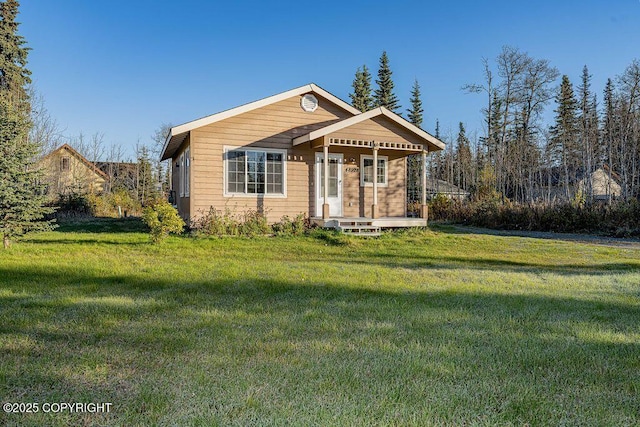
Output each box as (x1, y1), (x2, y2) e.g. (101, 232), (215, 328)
(1, 220), (639, 426)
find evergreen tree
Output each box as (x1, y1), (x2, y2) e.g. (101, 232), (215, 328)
(578, 65), (599, 202)
(548, 75), (579, 199)
(602, 78), (617, 204)
(0, 0), (54, 248)
(407, 79), (423, 127)
(349, 65), (373, 112)
(454, 122), (473, 190)
(373, 51), (401, 112)
(406, 79), (424, 204)
(136, 145), (159, 207)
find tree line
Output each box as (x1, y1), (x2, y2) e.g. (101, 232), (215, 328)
(349, 47), (640, 207)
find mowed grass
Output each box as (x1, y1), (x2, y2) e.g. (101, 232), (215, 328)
(1, 219), (639, 426)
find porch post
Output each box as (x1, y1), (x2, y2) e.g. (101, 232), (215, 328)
(420, 148), (429, 220)
(371, 141), (379, 219)
(322, 141), (330, 219)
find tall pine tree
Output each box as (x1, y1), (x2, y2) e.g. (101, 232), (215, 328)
(373, 51), (401, 112)
(602, 78), (617, 204)
(407, 79), (423, 127)
(548, 75), (579, 200)
(578, 65), (599, 202)
(406, 79), (424, 205)
(0, 0), (54, 248)
(349, 65), (373, 112)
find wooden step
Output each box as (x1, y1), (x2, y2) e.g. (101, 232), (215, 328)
(338, 224), (382, 237)
(338, 220), (373, 227)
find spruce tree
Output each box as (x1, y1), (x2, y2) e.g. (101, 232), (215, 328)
(407, 79), (423, 127)
(373, 51), (401, 112)
(0, 0), (54, 248)
(548, 75), (579, 200)
(602, 78), (616, 204)
(578, 65), (599, 202)
(454, 122), (472, 190)
(406, 79), (424, 205)
(349, 65), (373, 112)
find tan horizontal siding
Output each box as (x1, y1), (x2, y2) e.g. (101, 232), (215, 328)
(175, 92), (412, 222)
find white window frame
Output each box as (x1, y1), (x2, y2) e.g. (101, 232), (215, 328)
(179, 153), (185, 197)
(360, 154), (388, 187)
(184, 147), (190, 197)
(223, 146), (287, 198)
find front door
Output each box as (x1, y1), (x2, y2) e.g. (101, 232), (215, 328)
(315, 153), (343, 217)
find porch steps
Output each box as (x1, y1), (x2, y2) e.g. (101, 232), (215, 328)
(336, 219), (381, 237)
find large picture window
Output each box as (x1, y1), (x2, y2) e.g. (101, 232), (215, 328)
(225, 148), (286, 196)
(360, 155), (388, 187)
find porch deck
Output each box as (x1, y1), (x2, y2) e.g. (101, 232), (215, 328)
(311, 217), (427, 234)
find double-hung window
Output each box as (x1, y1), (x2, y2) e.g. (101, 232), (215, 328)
(360, 155), (388, 187)
(179, 148), (190, 197)
(225, 148), (285, 196)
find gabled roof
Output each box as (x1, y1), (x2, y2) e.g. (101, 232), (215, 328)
(292, 106), (445, 151)
(42, 143), (109, 180)
(160, 83), (361, 160)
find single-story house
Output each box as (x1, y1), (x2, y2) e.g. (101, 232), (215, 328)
(39, 143), (108, 197)
(578, 166), (622, 201)
(160, 83), (445, 228)
(538, 165), (622, 202)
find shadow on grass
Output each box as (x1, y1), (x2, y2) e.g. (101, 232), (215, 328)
(434, 223), (640, 247)
(357, 251), (640, 275)
(1, 264), (639, 425)
(25, 237), (150, 246)
(54, 217), (147, 234)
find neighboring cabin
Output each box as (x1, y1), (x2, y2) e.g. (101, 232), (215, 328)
(38, 144), (108, 198)
(578, 166), (622, 201)
(425, 179), (470, 201)
(539, 165), (622, 202)
(160, 83), (446, 226)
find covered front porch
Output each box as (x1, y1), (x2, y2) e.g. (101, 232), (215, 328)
(292, 106), (443, 224)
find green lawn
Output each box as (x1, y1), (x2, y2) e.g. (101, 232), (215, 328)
(1, 219), (639, 426)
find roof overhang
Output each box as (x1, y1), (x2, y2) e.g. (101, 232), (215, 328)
(291, 107), (445, 152)
(160, 83), (360, 161)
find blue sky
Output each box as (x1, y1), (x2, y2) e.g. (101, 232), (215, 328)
(20, 0), (640, 158)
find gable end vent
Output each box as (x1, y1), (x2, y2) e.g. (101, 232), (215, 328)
(301, 94), (318, 112)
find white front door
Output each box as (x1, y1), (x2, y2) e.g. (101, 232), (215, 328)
(315, 153), (343, 217)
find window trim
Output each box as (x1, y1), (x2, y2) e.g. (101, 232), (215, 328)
(360, 154), (388, 187)
(178, 153), (185, 197)
(60, 156), (70, 172)
(184, 147), (190, 197)
(223, 146), (287, 198)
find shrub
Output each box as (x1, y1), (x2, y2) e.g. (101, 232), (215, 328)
(238, 209), (270, 237)
(142, 201), (185, 243)
(191, 207), (239, 237)
(86, 189), (142, 218)
(430, 198), (640, 237)
(272, 213), (310, 236)
(191, 206), (273, 237)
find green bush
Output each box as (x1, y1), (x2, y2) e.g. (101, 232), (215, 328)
(86, 189), (142, 218)
(431, 198), (640, 237)
(191, 207), (272, 237)
(272, 213), (310, 236)
(238, 209), (270, 237)
(191, 207), (239, 237)
(142, 201), (185, 243)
